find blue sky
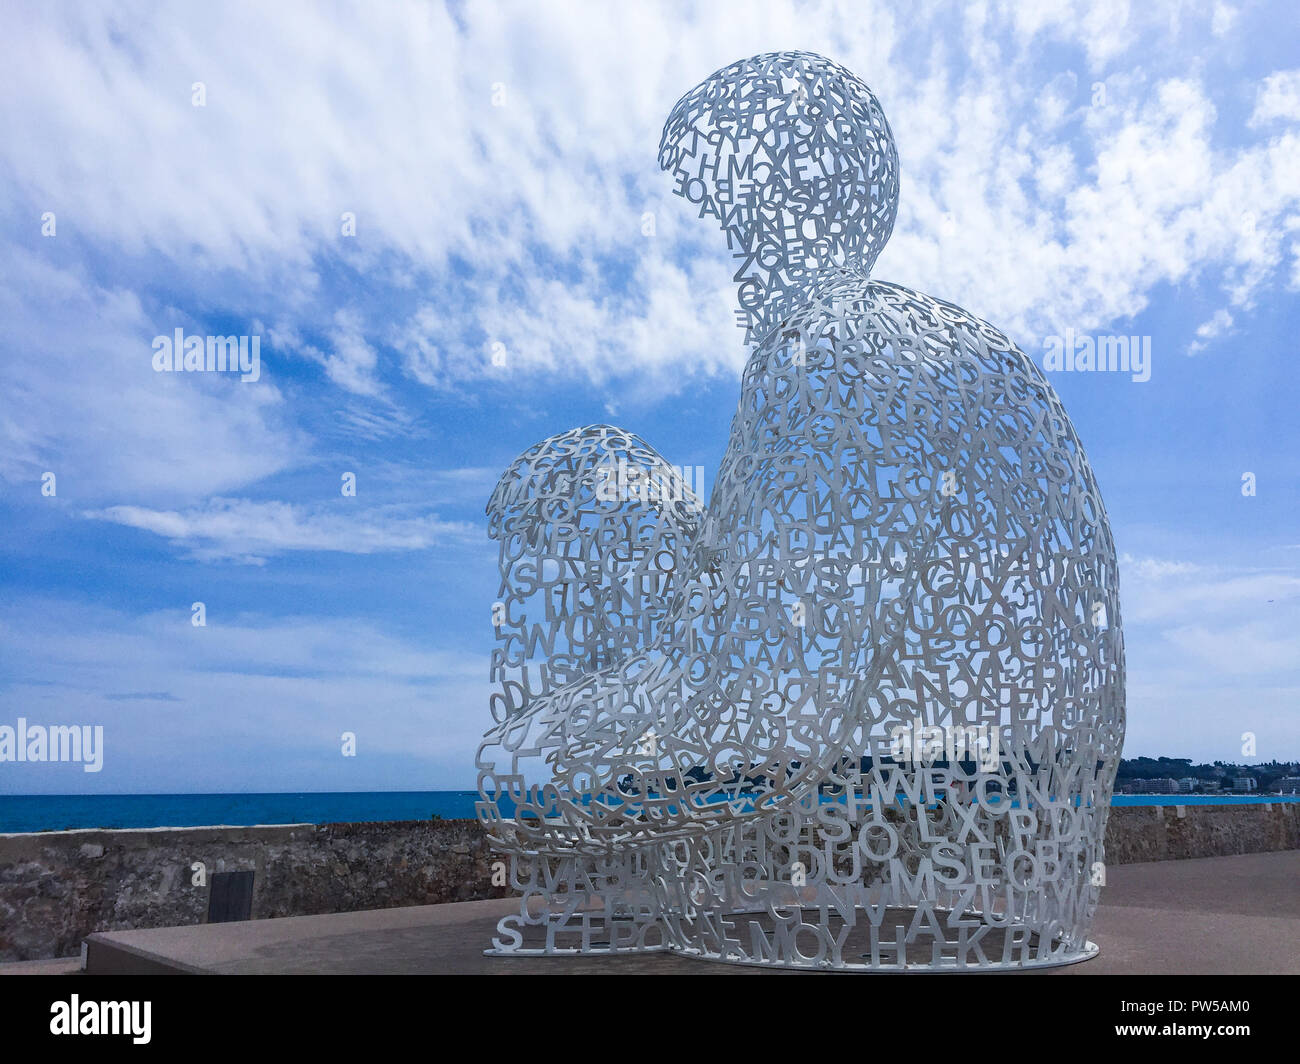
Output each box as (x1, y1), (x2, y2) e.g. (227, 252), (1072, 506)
(1, 0), (1298, 793)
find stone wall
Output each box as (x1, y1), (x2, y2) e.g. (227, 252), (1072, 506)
(0, 819), (506, 963)
(2, 803), (1297, 962)
(1103, 801), (1300, 864)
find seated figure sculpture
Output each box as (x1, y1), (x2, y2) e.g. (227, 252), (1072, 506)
(475, 51), (1125, 970)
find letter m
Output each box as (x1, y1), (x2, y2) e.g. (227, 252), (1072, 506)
(206, 335), (239, 372)
(103, 1001), (130, 1035)
(50, 725), (81, 762)
(1097, 335), (1128, 373)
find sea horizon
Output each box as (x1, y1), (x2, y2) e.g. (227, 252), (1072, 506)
(2, 789), (1298, 835)
(0, 790), (484, 834)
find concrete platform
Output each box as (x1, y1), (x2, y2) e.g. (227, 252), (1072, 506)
(81, 850), (1300, 975)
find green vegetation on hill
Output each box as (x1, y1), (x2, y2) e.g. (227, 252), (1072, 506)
(1117, 757), (1299, 792)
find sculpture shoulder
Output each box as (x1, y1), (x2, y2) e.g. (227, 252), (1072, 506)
(792, 278), (1020, 353)
(740, 276), (1050, 396)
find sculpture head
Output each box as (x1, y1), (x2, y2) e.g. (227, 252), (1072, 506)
(481, 424), (704, 724)
(659, 50), (900, 344)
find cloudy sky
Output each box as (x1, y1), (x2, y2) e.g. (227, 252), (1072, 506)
(1, 0), (1298, 793)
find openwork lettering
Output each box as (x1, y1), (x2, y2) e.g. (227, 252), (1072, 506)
(475, 51), (1124, 971)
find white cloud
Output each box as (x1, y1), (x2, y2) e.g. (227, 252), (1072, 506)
(1163, 621), (1300, 675)
(1120, 552), (1300, 625)
(321, 310), (383, 398)
(85, 497), (475, 562)
(0, 248), (300, 500)
(1188, 307), (1235, 353)
(1118, 552), (1300, 760)
(1211, 2), (1239, 37)
(0, 599), (490, 790)
(3, 0), (1296, 408)
(1250, 69), (1300, 126)
(1120, 554), (1208, 581)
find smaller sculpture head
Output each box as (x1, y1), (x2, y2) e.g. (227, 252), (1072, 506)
(659, 51), (900, 344)
(482, 424), (704, 723)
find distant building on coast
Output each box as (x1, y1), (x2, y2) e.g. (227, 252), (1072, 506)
(1125, 777), (1180, 793)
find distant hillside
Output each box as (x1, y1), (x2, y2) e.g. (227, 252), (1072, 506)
(1117, 757), (1299, 791)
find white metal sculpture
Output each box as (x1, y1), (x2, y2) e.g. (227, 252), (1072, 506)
(475, 51), (1125, 970)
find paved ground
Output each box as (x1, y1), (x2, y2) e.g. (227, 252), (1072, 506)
(50, 850), (1300, 974)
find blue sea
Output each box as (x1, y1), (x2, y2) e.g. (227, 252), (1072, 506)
(0, 790), (1297, 834)
(0, 791), (486, 834)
